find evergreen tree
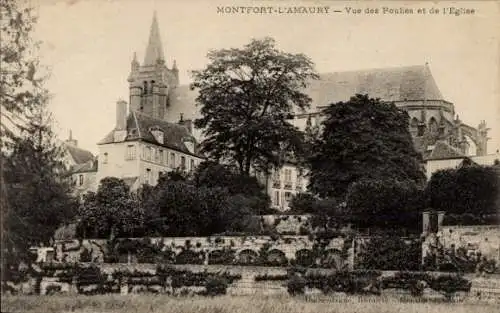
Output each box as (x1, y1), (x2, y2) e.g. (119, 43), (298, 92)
(1, 0), (47, 139)
(2, 100), (77, 265)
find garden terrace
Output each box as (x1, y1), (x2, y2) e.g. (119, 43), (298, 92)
(53, 235), (353, 269)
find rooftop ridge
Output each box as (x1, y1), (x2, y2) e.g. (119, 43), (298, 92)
(317, 64), (427, 76)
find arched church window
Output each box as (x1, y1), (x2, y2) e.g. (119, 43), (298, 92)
(410, 118), (419, 136)
(428, 117), (439, 134)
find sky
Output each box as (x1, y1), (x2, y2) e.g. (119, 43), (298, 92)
(31, 0), (500, 155)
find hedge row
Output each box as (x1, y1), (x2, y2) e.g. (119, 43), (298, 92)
(37, 263), (241, 296)
(286, 270), (472, 300)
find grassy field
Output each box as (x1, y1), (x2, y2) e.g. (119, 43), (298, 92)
(1, 295), (499, 313)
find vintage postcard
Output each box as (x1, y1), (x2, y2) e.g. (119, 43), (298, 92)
(1, 0), (499, 312)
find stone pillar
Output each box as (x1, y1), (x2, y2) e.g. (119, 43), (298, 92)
(69, 276), (78, 295)
(437, 211), (446, 232)
(204, 250), (209, 265)
(347, 239), (355, 270)
(422, 211), (431, 235)
(120, 278), (129, 295)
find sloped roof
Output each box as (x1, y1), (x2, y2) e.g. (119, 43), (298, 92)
(70, 158), (98, 174)
(64, 144), (95, 164)
(123, 177), (139, 189)
(425, 140), (465, 160)
(169, 65), (446, 120)
(306, 64), (445, 110)
(98, 111), (204, 158)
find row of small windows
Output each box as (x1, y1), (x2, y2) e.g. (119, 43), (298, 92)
(125, 145), (196, 170)
(102, 146), (197, 171)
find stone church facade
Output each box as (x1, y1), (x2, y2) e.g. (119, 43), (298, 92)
(293, 64), (490, 158)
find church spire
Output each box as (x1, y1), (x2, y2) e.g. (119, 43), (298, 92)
(144, 11), (165, 66)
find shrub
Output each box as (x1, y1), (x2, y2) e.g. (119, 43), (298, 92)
(204, 277), (228, 296)
(45, 285), (62, 295)
(428, 274), (471, 301)
(346, 178), (423, 232)
(356, 236), (422, 271)
(287, 274), (306, 296)
(381, 271), (471, 300)
(254, 274), (289, 281)
(79, 248), (92, 262)
(289, 193), (317, 214)
(76, 265), (108, 295)
(381, 271), (431, 296)
(304, 270), (383, 295)
(427, 165), (499, 217)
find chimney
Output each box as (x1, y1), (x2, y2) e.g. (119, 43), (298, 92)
(116, 99), (128, 130)
(65, 130), (78, 147)
(178, 113), (193, 134)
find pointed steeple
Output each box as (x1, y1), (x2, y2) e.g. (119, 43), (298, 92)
(131, 52), (139, 70)
(66, 129), (78, 147)
(144, 11), (165, 66)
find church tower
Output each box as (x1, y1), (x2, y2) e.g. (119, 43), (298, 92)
(127, 12), (179, 120)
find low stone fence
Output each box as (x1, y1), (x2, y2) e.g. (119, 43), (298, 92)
(8, 263), (499, 302)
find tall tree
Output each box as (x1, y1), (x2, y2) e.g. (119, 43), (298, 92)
(191, 37), (318, 175)
(2, 101), (77, 262)
(308, 94), (425, 199)
(0, 0), (47, 140)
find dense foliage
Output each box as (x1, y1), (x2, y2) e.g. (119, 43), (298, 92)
(288, 192), (316, 214)
(356, 236), (422, 271)
(426, 164), (499, 220)
(193, 161), (271, 214)
(143, 180), (250, 237)
(77, 178), (145, 239)
(191, 37), (318, 175)
(2, 106), (77, 288)
(285, 270), (471, 300)
(308, 94), (425, 199)
(346, 178), (424, 232)
(77, 160), (273, 238)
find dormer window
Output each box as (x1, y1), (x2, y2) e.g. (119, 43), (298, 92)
(150, 126), (164, 144)
(182, 136), (195, 154)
